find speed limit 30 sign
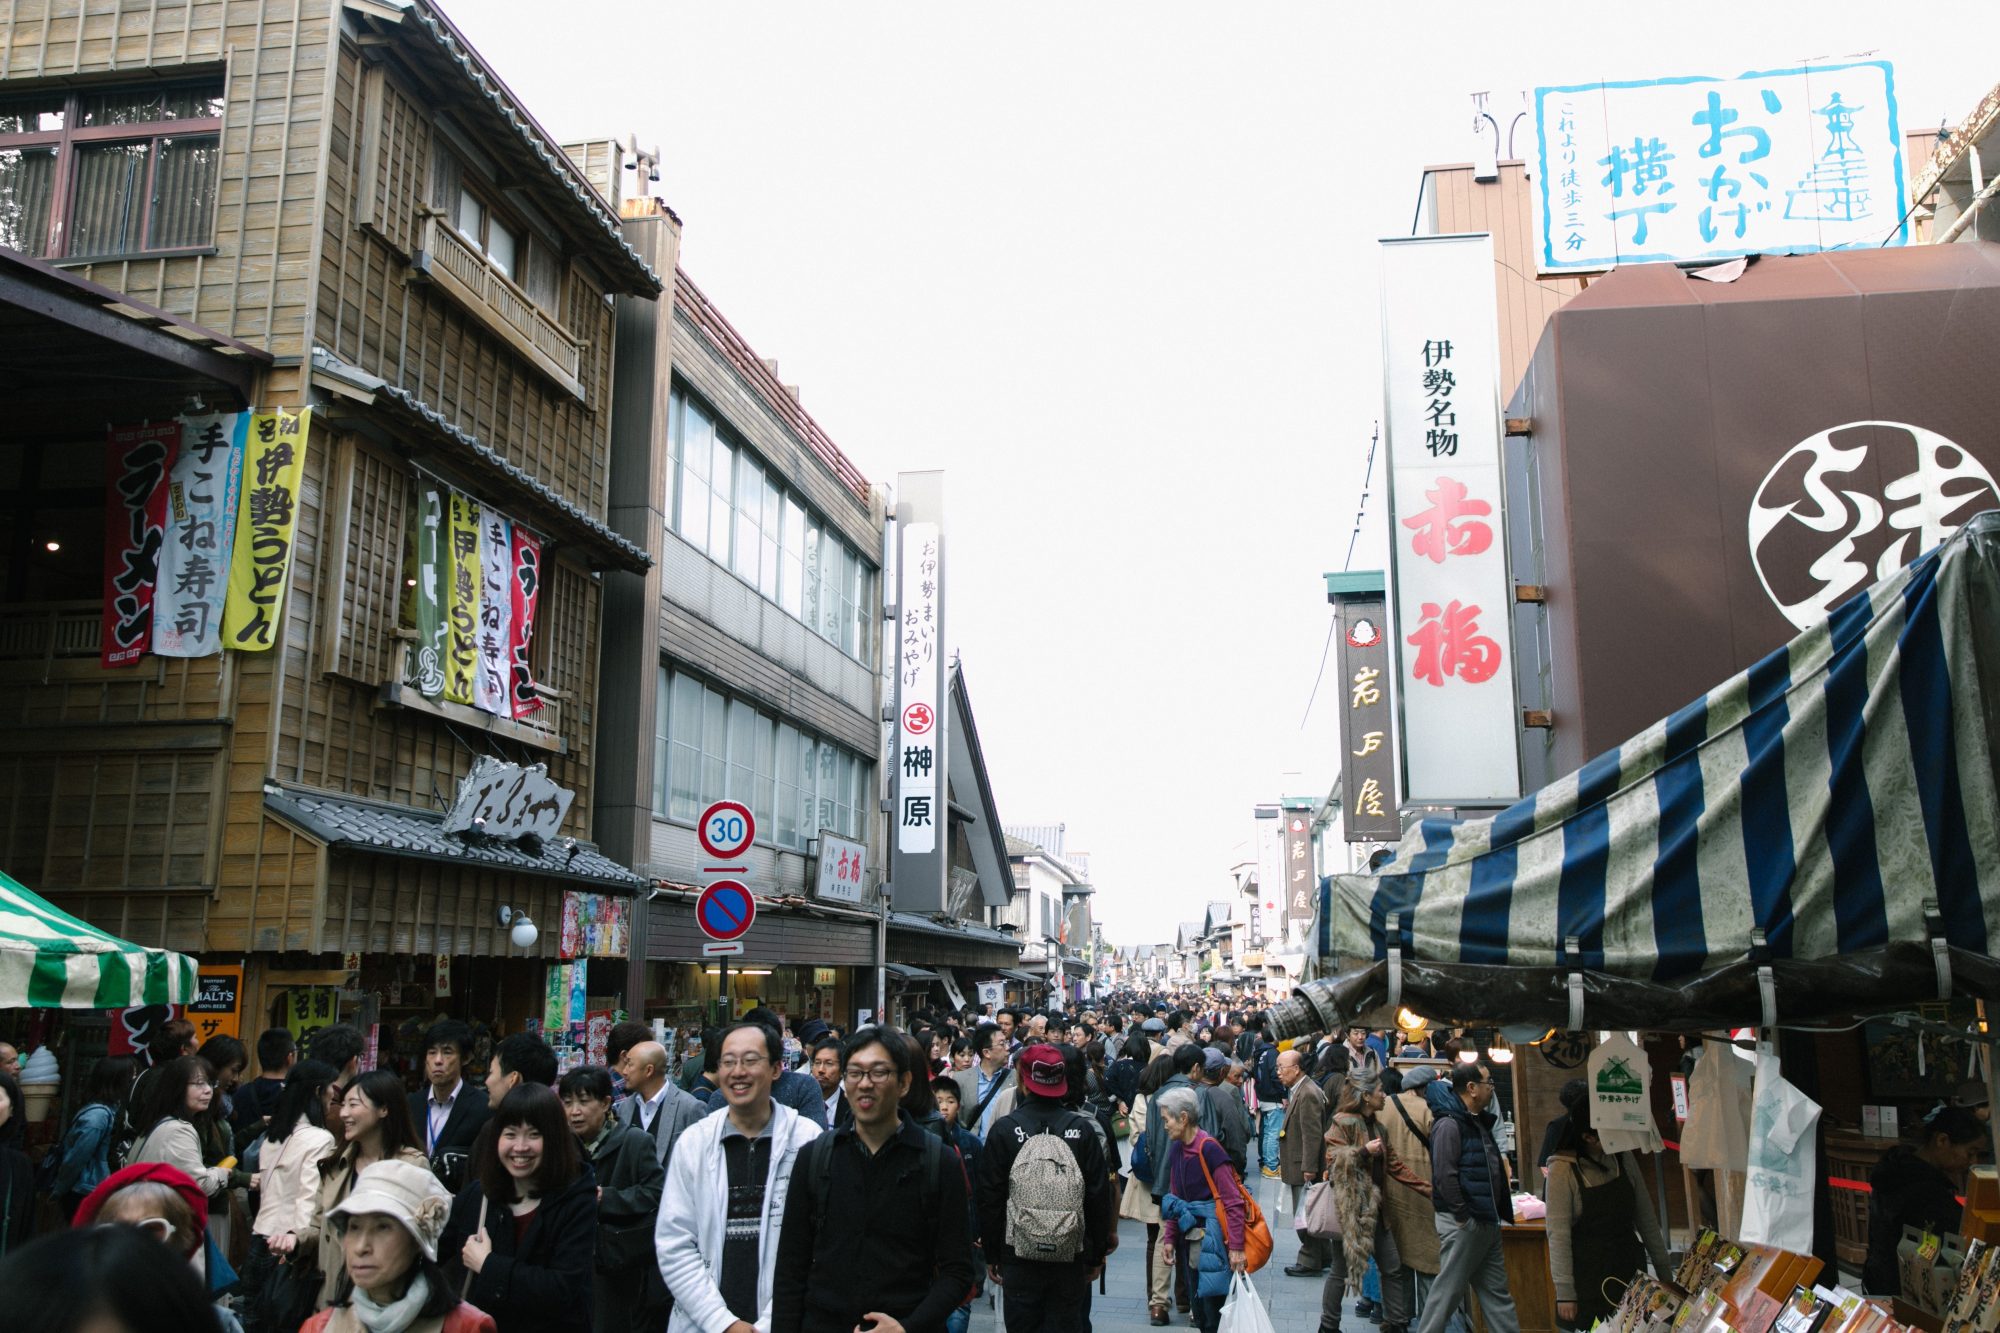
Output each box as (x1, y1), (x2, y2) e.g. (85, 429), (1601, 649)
(697, 800), (755, 860)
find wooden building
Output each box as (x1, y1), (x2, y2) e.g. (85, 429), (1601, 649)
(0, 0), (660, 1058)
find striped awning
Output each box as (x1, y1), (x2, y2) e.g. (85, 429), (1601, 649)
(1278, 512), (2000, 1036)
(0, 872), (200, 1009)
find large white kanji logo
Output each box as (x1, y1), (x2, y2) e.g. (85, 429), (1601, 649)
(1749, 421), (1999, 630)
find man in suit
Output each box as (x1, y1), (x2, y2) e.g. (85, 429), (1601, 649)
(948, 1021), (1017, 1138)
(616, 1039), (706, 1170)
(410, 1018), (489, 1193)
(1277, 1047), (1331, 1277)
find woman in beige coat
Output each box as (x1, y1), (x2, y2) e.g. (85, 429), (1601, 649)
(1121, 1057), (1176, 1326)
(1376, 1069), (1440, 1308)
(304, 1069), (433, 1307)
(129, 1055), (241, 1199)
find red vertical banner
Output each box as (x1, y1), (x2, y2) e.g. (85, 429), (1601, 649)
(508, 524), (545, 717)
(102, 422), (178, 668)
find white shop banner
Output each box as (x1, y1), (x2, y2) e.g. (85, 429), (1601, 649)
(896, 521), (942, 854)
(475, 508), (513, 715)
(154, 413), (246, 657)
(1380, 234), (1521, 804)
(1532, 61), (1906, 273)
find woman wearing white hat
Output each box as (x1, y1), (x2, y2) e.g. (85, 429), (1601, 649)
(302, 1158), (496, 1333)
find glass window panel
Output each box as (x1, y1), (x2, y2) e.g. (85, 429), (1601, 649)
(0, 93), (65, 135)
(726, 699), (758, 805)
(523, 236), (561, 311)
(758, 534), (779, 600)
(455, 187), (485, 250)
(796, 734), (819, 840)
(684, 400), (713, 481)
(775, 723), (801, 848)
(147, 134), (218, 249)
(821, 539), (846, 643)
(78, 83), (222, 125)
(429, 145), (462, 214)
(670, 673), (704, 820)
(762, 476), (781, 531)
(779, 498), (805, 619)
(838, 543), (858, 655)
(487, 220), (521, 281)
(802, 519), (821, 630)
(732, 453), (762, 583)
(709, 439), (734, 564)
(68, 142), (148, 256)
(751, 710), (776, 831)
(702, 687), (728, 807)
(678, 474), (709, 550)
(0, 147), (57, 256)
(653, 668), (671, 816)
(850, 759), (872, 840)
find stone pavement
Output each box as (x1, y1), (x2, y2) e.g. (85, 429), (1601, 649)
(968, 1173), (1346, 1333)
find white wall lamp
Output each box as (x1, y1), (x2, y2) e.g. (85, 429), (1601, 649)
(496, 906), (539, 950)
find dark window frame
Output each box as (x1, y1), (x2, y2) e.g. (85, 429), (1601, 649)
(430, 142), (567, 321)
(0, 79), (224, 261)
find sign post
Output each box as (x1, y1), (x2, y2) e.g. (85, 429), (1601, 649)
(696, 800), (756, 1022)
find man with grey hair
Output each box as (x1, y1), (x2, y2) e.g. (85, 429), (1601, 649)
(1199, 1048), (1251, 1175)
(1277, 1047), (1330, 1276)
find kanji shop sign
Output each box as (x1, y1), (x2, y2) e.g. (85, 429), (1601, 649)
(1531, 61), (1906, 274)
(441, 757), (574, 841)
(814, 831), (869, 907)
(1380, 235), (1520, 805)
(896, 520), (943, 856)
(1281, 812), (1314, 931)
(1332, 585), (1400, 842)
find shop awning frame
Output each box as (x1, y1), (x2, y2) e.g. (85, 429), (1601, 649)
(0, 870), (199, 1008)
(1276, 513), (2000, 1038)
(883, 962), (942, 983)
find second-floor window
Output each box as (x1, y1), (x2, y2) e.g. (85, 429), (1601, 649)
(430, 145), (564, 316)
(0, 79), (223, 261)
(669, 386), (876, 666)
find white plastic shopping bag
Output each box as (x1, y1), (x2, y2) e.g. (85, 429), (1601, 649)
(1219, 1274), (1276, 1333)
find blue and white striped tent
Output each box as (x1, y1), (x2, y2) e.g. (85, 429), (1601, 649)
(1282, 511), (2000, 1036)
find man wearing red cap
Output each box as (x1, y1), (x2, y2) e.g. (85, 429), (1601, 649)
(975, 1044), (1111, 1333)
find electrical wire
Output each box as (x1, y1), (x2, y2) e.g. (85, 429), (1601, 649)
(1300, 421), (1382, 730)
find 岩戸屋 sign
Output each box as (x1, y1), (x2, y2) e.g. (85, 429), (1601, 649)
(1532, 61), (1905, 273)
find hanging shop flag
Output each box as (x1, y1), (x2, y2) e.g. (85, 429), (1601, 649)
(475, 507), (513, 714)
(444, 490), (480, 705)
(154, 413), (246, 658)
(508, 524), (545, 717)
(895, 520), (943, 855)
(101, 422), (178, 668)
(411, 485), (447, 697)
(222, 407), (312, 652)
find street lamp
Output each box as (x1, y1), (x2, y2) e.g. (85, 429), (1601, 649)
(496, 906), (538, 950)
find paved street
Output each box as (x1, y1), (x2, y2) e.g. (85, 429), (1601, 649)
(970, 1174), (1340, 1333)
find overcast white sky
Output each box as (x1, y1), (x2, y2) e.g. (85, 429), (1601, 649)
(451, 0), (2000, 944)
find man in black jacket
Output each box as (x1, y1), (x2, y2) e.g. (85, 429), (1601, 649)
(772, 1027), (973, 1333)
(1416, 1063), (1519, 1333)
(977, 1043), (1111, 1333)
(409, 1019), (490, 1192)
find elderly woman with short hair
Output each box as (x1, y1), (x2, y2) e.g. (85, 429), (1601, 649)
(1156, 1085), (1247, 1333)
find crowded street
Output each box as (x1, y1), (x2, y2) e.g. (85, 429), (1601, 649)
(8, 3), (2000, 1333)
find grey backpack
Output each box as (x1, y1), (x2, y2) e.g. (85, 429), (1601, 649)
(1004, 1119), (1087, 1263)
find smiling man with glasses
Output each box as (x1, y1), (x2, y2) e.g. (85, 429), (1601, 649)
(771, 1026), (973, 1333)
(657, 1019), (828, 1333)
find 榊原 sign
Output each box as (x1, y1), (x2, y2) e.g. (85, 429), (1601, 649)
(1533, 61), (1906, 273)
(1380, 235), (1521, 806)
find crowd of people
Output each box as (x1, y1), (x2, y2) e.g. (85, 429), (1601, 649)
(0, 992), (1694, 1333)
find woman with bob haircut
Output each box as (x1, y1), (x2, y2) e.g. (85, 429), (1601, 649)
(302, 1158), (496, 1333)
(440, 1081), (598, 1333)
(307, 1068), (432, 1307)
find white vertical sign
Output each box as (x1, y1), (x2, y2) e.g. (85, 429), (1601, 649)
(896, 521), (943, 854)
(1380, 234), (1521, 805)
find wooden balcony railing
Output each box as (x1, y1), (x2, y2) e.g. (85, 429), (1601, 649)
(413, 214), (586, 401)
(0, 601), (103, 669)
(383, 633), (568, 754)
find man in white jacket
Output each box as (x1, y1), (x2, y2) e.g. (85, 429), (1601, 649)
(657, 1019), (826, 1333)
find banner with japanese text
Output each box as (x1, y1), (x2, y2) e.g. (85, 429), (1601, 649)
(1282, 811), (1314, 932)
(222, 407), (311, 652)
(508, 523), (545, 717)
(1532, 61), (1905, 273)
(1332, 588), (1399, 841)
(895, 520), (942, 854)
(154, 413), (246, 657)
(444, 490), (480, 705)
(1380, 236), (1520, 804)
(410, 485), (447, 697)
(475, 506), (513, 714)
(101, 422), (178, 668)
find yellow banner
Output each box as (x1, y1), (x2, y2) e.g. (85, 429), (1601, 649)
(222, 406), (311, 651)
(445, 489), (481, 705)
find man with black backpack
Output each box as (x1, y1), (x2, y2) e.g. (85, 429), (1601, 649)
(977, 1042), (1112, 1333)
(771, 1025), (972, 1333)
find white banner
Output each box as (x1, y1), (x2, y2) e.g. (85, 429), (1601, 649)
(154, 413), (245, 657)
(815, 831), (869, 906)
(475, 507), (513, 715)
(1380, 235), (1521, 804)
(1532, 61), (1906, 273)
(896, 521), (942, 854)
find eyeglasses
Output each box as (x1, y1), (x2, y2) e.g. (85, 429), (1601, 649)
(716, 1055), (769, 1073)
(843, 1066), (899, 1085)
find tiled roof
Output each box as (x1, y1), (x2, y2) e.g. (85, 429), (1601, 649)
(1002, 834), (1040, 857)
(673, 269), (871, 504)
(1004, 823), (1067, 857)
(312, 348), (651, 574)
(360, 1), (662, 296)
(886, 911), (1022, 952)
(265, 782), (646, 890)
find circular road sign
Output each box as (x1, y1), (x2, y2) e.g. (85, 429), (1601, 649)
(696, 879), (756, 943)
(696, 800), (756, 860)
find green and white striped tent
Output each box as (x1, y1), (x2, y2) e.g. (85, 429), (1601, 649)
(1, 871), (198, 1008)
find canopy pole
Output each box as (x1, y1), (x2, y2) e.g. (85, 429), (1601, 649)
(1983, 1000), (2000, 1172)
